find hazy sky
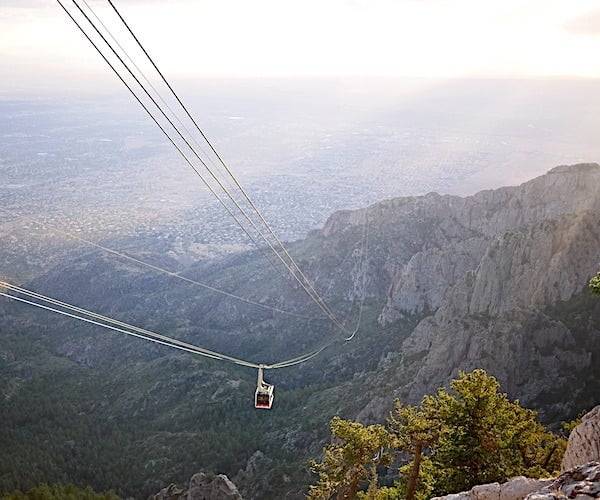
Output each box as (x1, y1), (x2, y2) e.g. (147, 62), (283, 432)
(1, 0), (600, 94)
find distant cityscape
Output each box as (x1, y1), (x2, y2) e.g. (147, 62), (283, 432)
(2, 79), (600, 277)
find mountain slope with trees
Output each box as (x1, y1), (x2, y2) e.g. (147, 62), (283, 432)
(1, 163), (599, 498)
(308, 370), (570, 500)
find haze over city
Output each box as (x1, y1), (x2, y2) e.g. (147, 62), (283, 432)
(2, 1), (600, 262)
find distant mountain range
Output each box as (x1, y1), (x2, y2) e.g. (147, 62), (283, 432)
(1, 163), (599, 498)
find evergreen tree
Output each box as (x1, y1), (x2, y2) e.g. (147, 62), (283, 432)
(309, 369), (566, 499)
(387, 402), (440, 500)
(590, 271), (600, 295)
(422, 369), (563, 495)
(308, 417), (393, 500)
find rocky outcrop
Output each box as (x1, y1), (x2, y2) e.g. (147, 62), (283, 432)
(346, 164), (600, 424)
(465, 211), (600, 316)
(150, 472), (243, 500)
(430, 463), (600, 499)
(374, 163), (600, 324)
(562, 406), (600, 471)
(430, 476), (551, 500)
(398, 309), (590, 413)
(526, 462), (600, 499)
(373, 203), (600, 420)
(397, 208), (600, 405)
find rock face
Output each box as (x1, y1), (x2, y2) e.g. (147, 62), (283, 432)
(526, 462), (600, 499)
(366, 163), (600, 324)
(351, 164), (600, 421)
(562, 406), (600, 471)
(430, 463), (600, 500)
(430, 477), (552, 500)
(150, 472), (243, 500)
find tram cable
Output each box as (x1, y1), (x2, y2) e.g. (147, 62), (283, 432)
(344, 206), (370, 341)
(57, 0), (296, 291)
(0, 208), (324, 321)
(103, 0), (343, 330)
(0, 280), (331, 370)
(0, 278), (339, 407)
(80, 0), (232, 194)
(71, 0), (314, 294)
(59, 0), (354, 335)
(2, 1), (374, 407)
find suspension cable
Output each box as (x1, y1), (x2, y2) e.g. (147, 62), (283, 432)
(0, 280), (329, 369)
(104, 0), (343, 329)
(65, 232), (324, 320)
(344, 205), (370, 341)
(56, 0), (298, 293)
(62, 0), (349, 331)
(80, 0), (229, 189)
(0, 208), (324, 320)
(0, 281), (255, 367)
(64, 0), (286, 264)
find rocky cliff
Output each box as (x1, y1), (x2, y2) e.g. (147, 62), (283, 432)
(323, 163), (600, 324)
(344, 163), (600, 421)
(397, 208), (600, 409)
(150, 472), (243, 500)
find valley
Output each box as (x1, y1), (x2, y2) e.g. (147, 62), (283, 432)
(1, 79), (600, 498)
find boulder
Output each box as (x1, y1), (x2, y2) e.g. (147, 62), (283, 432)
(562, 406), (600, 471)
(187, 472), (243, 500)
(149, 472), (243, 500)
(429, 462), (600, 500)
(526, 461), (600, 499)
(149, 483), (184, 500)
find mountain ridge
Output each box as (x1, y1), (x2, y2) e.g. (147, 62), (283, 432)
(346, 163), (600, 422)
(1, 162), (599, 498)
(312, 163), (600, 326)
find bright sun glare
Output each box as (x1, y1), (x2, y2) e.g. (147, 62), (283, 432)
(1, 0), (600, 94)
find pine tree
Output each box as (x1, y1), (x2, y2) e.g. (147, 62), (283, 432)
(387, 402), (440, 500)
(308, 417), (393, 500)
(590, 271), (600, 295)
(308, 370), (566, 499)
(422, 369), (563, 495)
